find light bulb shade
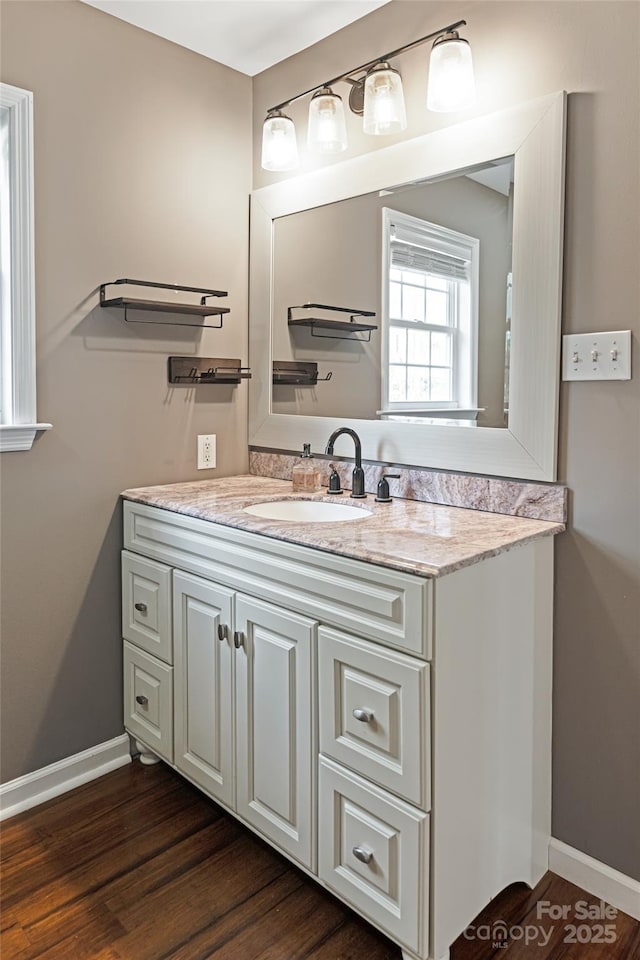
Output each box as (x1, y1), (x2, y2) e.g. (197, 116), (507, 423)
(261, 111), (298, 171)
(363, 62), (407, 135)
(427, 32), (475, 113)
(307, 87), (347, 154)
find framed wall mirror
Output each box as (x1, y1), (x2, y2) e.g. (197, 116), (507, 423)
(249, 92), (566, 481)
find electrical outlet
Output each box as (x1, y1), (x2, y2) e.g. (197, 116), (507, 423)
(197, 434), (216, 470)
(562, 331), (632, 381)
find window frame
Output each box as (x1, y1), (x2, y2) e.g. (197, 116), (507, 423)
(381, 208), (479, 417)
(0, 82), (51, 452)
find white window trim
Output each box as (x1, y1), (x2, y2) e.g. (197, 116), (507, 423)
(381, 207), (479, 417)
(0, 83), (51, 452)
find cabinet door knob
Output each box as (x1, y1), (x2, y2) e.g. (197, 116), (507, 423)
(352, 708), (374, 723)
(233, 631), (244, 649)
(134, 602), (147, 613)
(217, 624), (228, 642)
(135, 695), (148, 706)
(352, 845), (373, 865)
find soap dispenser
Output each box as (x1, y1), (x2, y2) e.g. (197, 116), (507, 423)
(291, 443), (323, 493)
(327, 463), (343, 495)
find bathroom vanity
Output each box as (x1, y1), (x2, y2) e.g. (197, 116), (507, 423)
(118, 82), (568, 960)
(121, 476), (562, 960)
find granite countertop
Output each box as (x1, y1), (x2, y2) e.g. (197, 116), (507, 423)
(122, 475), (564, 578)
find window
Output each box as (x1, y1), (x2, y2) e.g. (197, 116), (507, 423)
(0, 83), (50, 451)
(381, 208), (479, 418)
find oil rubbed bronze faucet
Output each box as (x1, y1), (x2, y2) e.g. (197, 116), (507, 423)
(325, 427), (366, 499)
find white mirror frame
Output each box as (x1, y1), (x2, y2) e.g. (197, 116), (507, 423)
(249, 92), (566, 481)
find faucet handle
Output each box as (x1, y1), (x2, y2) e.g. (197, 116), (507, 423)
(375, 472), (400, 503)
(327, 464), (343, 495)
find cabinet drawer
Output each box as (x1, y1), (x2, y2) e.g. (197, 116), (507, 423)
(123, 642), (173, 762)
(122, 551), (172, 663)
(318, 627), (430, 809)
(318, 757), (429, 955)
(124, 501), (431, 658)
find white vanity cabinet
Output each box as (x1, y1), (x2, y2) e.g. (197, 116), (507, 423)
(121, 499), (554, 960)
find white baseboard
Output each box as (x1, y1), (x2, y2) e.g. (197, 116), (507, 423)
(549, 837), (640, 921)
(0, 733), (132, 821)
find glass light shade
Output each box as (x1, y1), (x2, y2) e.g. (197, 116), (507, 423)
(261, 111), (298, 171)
(427, 33), (475, 113)
(307, 88), (347, 154)
(363, 63), (407, 135)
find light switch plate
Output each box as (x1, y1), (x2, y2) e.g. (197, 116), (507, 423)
(562, 330), (632, 381)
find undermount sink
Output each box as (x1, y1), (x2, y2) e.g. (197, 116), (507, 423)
(242, 499), (373, 523)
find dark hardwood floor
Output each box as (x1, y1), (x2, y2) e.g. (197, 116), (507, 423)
(1, 763), (638, 959)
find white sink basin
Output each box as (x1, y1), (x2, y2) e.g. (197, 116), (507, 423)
(243, 499), (372, 523)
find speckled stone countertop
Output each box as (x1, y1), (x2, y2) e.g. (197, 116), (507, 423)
(122, 476), (564, 578)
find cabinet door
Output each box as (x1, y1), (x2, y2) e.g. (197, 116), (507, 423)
(235, 594), (316, 869)
(173, 571), (235, 808)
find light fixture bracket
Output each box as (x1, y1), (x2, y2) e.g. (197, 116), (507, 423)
(432, 29), (464, 48)
(346, 77), (366, 116)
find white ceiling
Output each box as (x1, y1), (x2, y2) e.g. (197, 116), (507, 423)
(82, 0), (391, 76)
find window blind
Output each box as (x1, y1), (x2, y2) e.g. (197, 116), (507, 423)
(391, 240), (470, 282)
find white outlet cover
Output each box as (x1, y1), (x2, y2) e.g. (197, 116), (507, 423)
(197, 434), (217, 469)
(562, 330), (632, 381)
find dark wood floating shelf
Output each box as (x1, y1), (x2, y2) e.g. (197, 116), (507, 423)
(100, 279), (230, 329)
(168, 356), (250, 385)
(288, 317), (377, 333)
(273, 360), (332, 386)
(102, 298), (229, 317)
(287, 303), (377, 341)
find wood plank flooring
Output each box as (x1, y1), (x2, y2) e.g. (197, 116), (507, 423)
(2, 763), (638, 959)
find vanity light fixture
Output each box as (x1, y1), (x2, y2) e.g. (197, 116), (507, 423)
(261, 18), (474, 171)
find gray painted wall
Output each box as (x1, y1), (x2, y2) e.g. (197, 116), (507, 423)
(253, 1), (640, 881)
(0, 1), (251, 782)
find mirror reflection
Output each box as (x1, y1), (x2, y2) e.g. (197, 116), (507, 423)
(272, 156), (514, 428)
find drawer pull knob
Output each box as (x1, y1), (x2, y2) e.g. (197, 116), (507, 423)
(134, 602), (148, 613)
(135, 695), (148, 706)
(233, 631), (244, 649)
(352, 845), (374, 865)
(217, 624), (228, 642)
(353, 708), (374, 723)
